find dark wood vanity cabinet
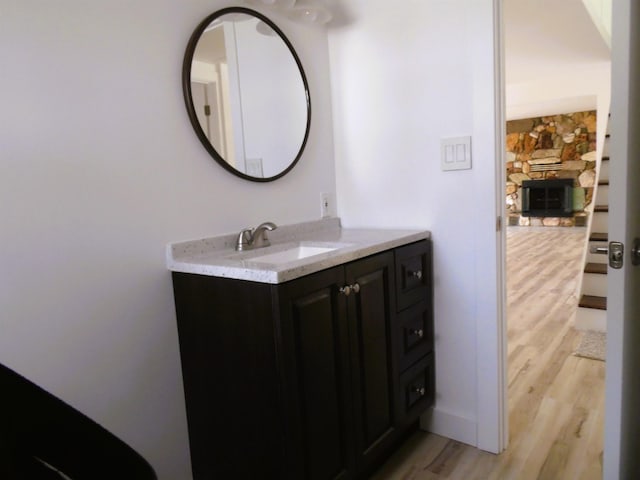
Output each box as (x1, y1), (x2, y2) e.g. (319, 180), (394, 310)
(394, 241), (435, 425)
(171, 239), (433, 480)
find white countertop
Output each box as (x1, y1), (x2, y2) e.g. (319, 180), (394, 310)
(167, 218), (430, 284)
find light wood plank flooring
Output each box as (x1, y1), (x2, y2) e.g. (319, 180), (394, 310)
(373, 227), (605, 480)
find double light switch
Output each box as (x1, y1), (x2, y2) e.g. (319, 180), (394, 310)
(441, 136), (472, 171)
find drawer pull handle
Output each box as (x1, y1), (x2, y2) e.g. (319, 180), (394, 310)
(412, 386), (426, 396)
(411, 329), (424, 338)
(340, 283), (360, 296)
(409, 270), (422, 280)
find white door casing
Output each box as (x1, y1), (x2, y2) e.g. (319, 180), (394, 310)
(473, 0), (507, 454)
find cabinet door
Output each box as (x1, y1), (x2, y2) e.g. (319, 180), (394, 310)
(344, 252), (398, 472)
(277, 266), (355, 480)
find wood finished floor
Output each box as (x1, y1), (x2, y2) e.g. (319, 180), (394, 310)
(373, 227), (605, 480)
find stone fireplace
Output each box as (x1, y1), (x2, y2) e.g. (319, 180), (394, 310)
(506, 110), (596, 227)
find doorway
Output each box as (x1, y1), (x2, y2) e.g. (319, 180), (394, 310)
(500, 0), (611, 476)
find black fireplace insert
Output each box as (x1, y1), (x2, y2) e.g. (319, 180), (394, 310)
(521, 178), (574, 217)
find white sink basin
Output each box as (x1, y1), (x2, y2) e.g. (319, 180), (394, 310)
(248, 245), (339, 264)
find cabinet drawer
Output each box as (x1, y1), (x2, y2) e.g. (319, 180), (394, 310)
(397, 353), (434, 424)
(395, 240), (430, 311)
(396, 300), (433, 372)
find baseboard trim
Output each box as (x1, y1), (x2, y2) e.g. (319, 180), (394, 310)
(419, 407), (477, 447)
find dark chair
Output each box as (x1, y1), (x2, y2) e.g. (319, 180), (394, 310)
(0, 362), (157, 479)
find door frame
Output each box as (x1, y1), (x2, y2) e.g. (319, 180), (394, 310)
(474, 0), (508, 454)
(491, 0), (635, 474)
(493, 0), (509, 452)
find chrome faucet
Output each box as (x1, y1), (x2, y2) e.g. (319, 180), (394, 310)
(235, 222), (277, 251)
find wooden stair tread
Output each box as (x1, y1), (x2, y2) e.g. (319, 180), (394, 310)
(579, 295), (607, 310)
(585, 263), (608, 274)
(594, 205), (609, 212)
(590, 232), (608, 242)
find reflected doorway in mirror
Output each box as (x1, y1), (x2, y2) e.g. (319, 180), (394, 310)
(183, 7), (311, 182)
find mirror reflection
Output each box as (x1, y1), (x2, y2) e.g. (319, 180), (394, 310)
(185, 9), (310, 181)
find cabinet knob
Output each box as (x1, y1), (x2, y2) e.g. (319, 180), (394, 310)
(340, 283), (360, 296)
(409, 270), (423, 280)
(411, 329), (424, 338)
(412, 386), (426, 396)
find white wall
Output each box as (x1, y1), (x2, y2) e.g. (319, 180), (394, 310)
(0, 1), (335, 478)
(329, 0), (501, 450)
(234, 18), (308, 176)
(506, 62), (611, 123)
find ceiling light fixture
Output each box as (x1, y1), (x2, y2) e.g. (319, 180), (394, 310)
(244, 0), (297, 8)
(286, 3), (332, 25)
(243, 0), (332, 26)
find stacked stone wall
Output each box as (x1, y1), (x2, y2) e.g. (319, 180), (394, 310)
(506, 111), (597, 227)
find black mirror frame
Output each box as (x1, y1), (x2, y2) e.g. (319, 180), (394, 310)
(182, 7), (311, 182)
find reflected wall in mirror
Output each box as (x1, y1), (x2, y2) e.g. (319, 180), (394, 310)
(183, 7), (311, 181)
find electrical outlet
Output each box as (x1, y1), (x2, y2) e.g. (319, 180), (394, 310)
(320, 192), (331, 218)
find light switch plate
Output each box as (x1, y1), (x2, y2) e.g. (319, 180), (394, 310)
(441, 136), (472, 171)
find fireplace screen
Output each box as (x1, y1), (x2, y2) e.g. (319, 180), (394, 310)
(521, 179), (573, 217)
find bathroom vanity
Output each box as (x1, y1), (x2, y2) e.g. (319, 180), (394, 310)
(167, 219), (434, 479)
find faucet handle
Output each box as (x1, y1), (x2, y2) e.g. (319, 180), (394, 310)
(235, 222), (277, 251)
(255, 222), (277, 232)
(235, 227), (254, 251)
(252, 222), (277, 248)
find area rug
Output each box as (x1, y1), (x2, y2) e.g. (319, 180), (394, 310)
(574, 330), (606, 361)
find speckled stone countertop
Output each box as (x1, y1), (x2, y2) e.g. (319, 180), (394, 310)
(167, 218), (430, 284)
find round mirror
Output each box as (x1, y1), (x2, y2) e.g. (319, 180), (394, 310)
(182, 7), (311, 182)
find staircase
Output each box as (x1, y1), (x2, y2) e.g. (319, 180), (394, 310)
(575, 129), (610, 332)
